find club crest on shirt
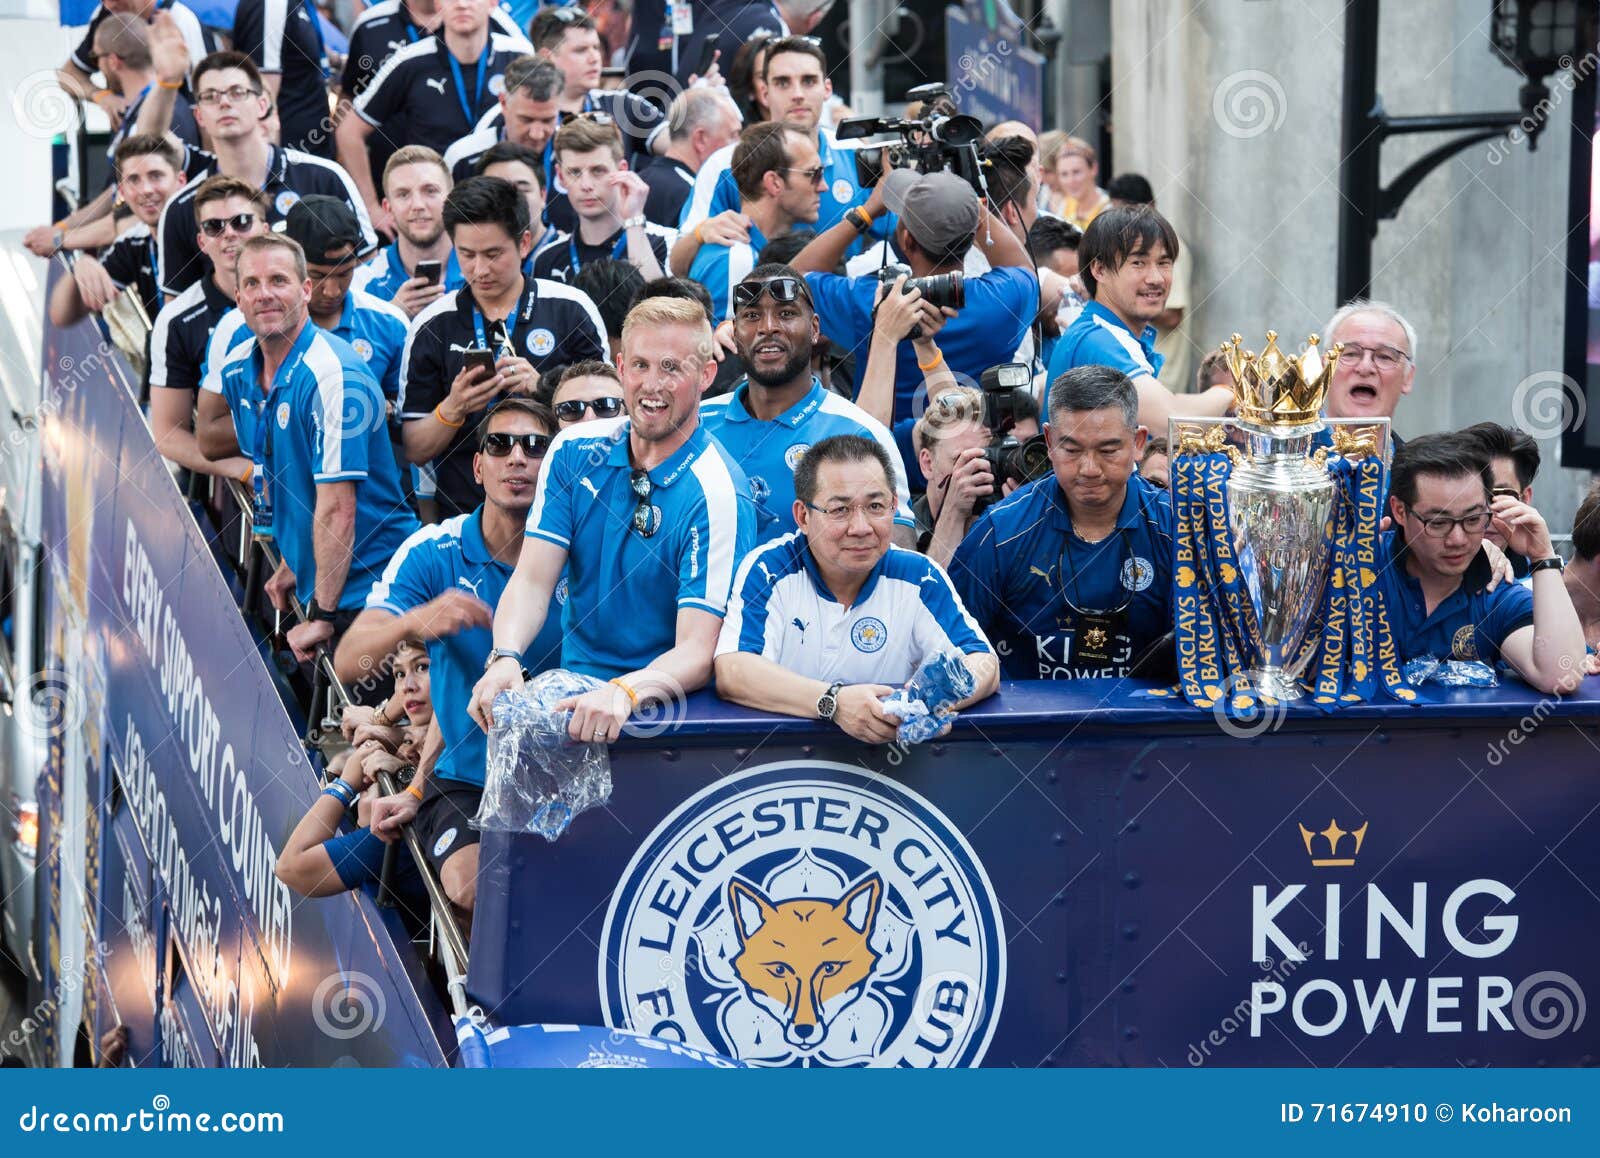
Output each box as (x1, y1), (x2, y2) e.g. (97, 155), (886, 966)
(527, 327), (556, 356)
(274, 190), (301, 216)
(784, 443), (811, 471)
(1451, 624), (1480, 661)
(489, 74), (506, 97)
(1121, 556), (1155, 592)
(351, 337), (374, 361)
(433, 827), (457, 857)
(851, 616), (888, 653)
(276, 401), (291, 429)
(832, 178), (854, 204)
(555, 576), (569, 605)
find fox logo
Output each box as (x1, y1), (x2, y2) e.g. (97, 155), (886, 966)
(728, 874), (882, 1051)
(426, 77), (447, 95)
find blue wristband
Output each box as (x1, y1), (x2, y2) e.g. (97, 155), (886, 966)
(322, 782), (356, 806)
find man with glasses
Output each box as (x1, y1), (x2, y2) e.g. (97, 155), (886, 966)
(148, 175), (267, 482)
(548, 360), (625, 428)
(197, 234), (418, 665)
(158, 52), (376, 298)
(1322, 299), (1417, 433)
(688, 124), (821, 324)
(714, 434), (996, 742)
(1378, 433), (1584, 694)
(400, 176), (607, 519)
(950, 365), (1176, 682)
(338, 398), (564, 916)
(531, 116), (672, 284)
(468, 295), (756, 744)
(701, 264), (913, 544)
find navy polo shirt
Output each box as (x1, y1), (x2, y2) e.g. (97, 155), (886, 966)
(71, 2), (215, 77)
(352, 242), (466, 303)
(950, 472), (1174, 680)
(804, 265), (1038, 424)
(234, 0), (332, 158)
(324, 825), (423, 894)
(148, 275), (238, 394)
(699, 377), (914, 542)
(354, 32), (531, 156)
(1045, 300), (1163, 389)
(397, 277), (609, 518)
(210, 322), (418, 610)
(1375, 531), (1535, 663)
(366, 508), (564, 786)
(525, 415), (757, 678)
(637, 155), (695, 229)
(529, 222), (675, 286)
(99, 223), (163, 321)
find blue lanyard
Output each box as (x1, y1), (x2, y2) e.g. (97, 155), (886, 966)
(472, 286), (531, 355)
(568, 229), (630, 276)
(250, 340), (310, 537)
(446, 46), (489, 129)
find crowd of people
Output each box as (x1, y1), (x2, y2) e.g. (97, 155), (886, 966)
(31, 0), (1600, 918)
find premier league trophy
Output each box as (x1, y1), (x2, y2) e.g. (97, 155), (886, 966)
(1165, 332), (1410, 713)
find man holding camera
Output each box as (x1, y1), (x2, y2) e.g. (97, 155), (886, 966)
(950, 365), (1175, 681)
(792, 168), (1038, 425)
(700, 264), (915, 544)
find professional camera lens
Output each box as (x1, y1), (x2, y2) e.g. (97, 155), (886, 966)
(903, 271), (965, 311)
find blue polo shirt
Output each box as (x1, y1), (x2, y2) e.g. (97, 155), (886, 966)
(678, 128), (869, 238)
(366, 508), (564, 786)
(804, 265), (1038, 424)
(324, 826), (423, 895)
(352, 242), (466, 306)
(716, 533), (991, 684)
(325, 289), (411, 400)
(699, 378), (914, 542)
(525, 416), (757, 678)
(1045, 300), (1164, 389)
(210, 322), (418, 610)
(1374, 531), (1535, 663)
(949, 472), (1174, 680)
(686, 222), (767, 325)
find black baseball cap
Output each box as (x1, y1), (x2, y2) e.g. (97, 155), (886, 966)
(283, 195), (362, 266)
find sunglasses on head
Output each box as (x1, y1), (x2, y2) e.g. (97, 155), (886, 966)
(481, 431), (551, 457)
(199, 213), (257, 237)
(732, 276), (812, 311)
(553, 396), (624, 421)
(630, 468), (660, 538)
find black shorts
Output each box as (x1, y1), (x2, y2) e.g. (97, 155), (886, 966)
(414, 776), (483, 875)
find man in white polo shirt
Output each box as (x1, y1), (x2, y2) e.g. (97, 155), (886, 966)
(715, 434), (998, 743)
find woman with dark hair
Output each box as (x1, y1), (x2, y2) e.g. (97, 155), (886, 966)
(726, 33), (774, 124)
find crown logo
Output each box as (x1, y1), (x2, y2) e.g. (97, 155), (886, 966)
(1221, 331), (1341, 428)
(1298, 818), (1368, 867)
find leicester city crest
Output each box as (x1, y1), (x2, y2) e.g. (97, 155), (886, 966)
(274, 189), (301, 216)
(850, 616), (887, 653)
(527, 328), (556, 357)
(784, 443), (811, 471)
(601, 762), (1006, 1067)
(1121, 555), (1155, 592)
(351, 337), (374, 361)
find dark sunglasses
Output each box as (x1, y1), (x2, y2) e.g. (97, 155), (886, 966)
(481, 431), (551, 457)
(553, 396), (625, 420)
(199, 213), (258, 237)
(732, 276), (812, 311)
(630, 468), (660, 538)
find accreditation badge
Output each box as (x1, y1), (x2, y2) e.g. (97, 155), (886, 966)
(1068, 609), (1126, 666)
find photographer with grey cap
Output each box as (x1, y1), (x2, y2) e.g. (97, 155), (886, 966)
(791, 166), (1039, 427)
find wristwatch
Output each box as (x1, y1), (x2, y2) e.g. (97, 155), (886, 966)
(484, 646), (522, 671)
(306, 600), (337, 623)
(817, 681), (844, 721)
(621, 213), (647, 231)
(1529, 556), (1565, 574)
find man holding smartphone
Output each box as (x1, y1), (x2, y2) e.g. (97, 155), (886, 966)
(352, 146), (467, 318)
(399, 176), (608, 518)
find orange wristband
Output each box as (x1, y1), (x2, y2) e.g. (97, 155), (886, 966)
(434, 403), (463, 428)
(609, 678), (640, 710)
(158, 79), (183, 90)
(917, 349), (945, 372)
(405, 782), (424, 801)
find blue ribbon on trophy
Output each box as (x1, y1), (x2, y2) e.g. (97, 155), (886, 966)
(1142, 331), (1415, 716)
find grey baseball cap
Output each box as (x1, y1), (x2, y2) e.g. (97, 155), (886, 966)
(881, 168), (979, 255)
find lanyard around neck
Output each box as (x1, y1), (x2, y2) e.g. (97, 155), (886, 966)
(446, 43), (488, 128)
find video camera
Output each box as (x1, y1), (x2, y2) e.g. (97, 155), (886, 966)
(974, 363), (1051, 511)
(835, 83), (988, 197)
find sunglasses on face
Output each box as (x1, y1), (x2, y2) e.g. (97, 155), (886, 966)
(732, 276), (813, 311)
(783, 165), (826, 185)
(199, 213), (258, 237)
(481, 431), (551, 457)
(553, 396), (625, 421)
(630, 468), (660, 538)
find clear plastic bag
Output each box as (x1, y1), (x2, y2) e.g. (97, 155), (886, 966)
(880, 653), (977, 745)
(475, 670), (614, 841)
(1403, 655), (1499, 688)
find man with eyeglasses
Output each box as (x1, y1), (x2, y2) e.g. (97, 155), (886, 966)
(338, 398), (564, 915)
(468, 295), (756, 745)
(688, 124), (820, 324)
(148, 175), (267, 482)
(1322, 299), (1417, 433)
(700, 264), (914, 544)
(714, 434), (996, 742)
(158, 51), (376, 299)
(548, 360), (625, 428)
(400, 176), (607, 519)
(531, 116), (672, 284)
(339, 0), (533, 231)
(198, 233), (418, 665)
(950, 365), (1176, 682)
(1377, 432), (1584, 695)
